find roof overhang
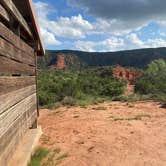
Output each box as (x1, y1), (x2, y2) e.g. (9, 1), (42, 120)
(27, 0), (45, 56)
(13, 0), (45, 56)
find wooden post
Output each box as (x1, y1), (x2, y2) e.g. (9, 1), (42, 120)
(29, 51), (39, 129)
(34, 51), (39, 117)
(30, 119), (37, 129)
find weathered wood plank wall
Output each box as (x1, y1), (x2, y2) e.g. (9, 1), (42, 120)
(0, 37), (35, 66)
(0, 23), (34, 55)
(0, 76), (36, 95)
(0, 1), (38, 165)
(0, 4), (10, 22)
(1, 0), (33, 37)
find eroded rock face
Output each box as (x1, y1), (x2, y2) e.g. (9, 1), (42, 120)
(113, 66), (144, 85)
(49, 54), (84, 70)
(55, 55), (66, 70)
(49, 55), (66, 70)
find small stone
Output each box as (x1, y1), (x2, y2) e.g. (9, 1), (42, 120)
(76, 140), (84, 144)
(88, 146), (95, 152)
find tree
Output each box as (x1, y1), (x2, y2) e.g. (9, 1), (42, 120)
(135, 59), (166, 97)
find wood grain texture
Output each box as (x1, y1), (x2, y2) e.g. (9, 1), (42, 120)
(0, 23), (34, 56)
(1, 0), (32, 37)
(0, 76), (36, 95)
(0, 4), (10, 22)
(0, 55), (35, 75)
(0, 110), (37, 154)
(0, 93), (37, 136)
(0, 111), (37, 166)
(0, 85), (36, 115)
(0, 37), (35, 66)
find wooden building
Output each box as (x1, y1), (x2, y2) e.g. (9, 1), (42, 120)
(0, 0), (45, 165)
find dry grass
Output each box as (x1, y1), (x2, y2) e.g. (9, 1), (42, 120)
(112, 114), (151, 121)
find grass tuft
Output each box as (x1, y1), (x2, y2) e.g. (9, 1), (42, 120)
(28, 147), (50, 166)
(93, 106), (107, 110)
(113, 114), (151, 121)
(56, 153), (69, 161)
(53, 148), (61, 154)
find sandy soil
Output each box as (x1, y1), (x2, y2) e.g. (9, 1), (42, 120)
(125, 84), (134, 96)
(38, 101), (166, 166)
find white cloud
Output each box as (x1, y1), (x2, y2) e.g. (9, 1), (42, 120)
(74, 34), (166, 52)
(34, 1), (145, 45)
(34, 1), (166, 51)
(125, 33), (144, 49)
(92, 19), (147, 36)
(126, 33), (166, 49)
(69, 0), (166, 30)
(158, 31), (166, 37)
(156, 20), (166, 27)
(146, 38), (166, 48)
(127, 34), (143, 46)
(34, 2), (93, 40)
(102, 37), (124, 50)
(49, 14), (93, 39)
(34, 1), (61, 46)
(75, 37), (125, 52)
(75, 41), (96, 52)
(40, 28), (61, 46)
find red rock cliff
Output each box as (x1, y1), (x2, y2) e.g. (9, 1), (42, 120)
(113, 66), (144, 85)
(56, 55), (66, 69)
(49, 55), (66, 70)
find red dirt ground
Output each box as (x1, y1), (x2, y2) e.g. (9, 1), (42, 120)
(38, 101), (166, 166)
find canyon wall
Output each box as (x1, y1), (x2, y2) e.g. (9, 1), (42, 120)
(49, 55), (66, 70)
(113, 66), (144, 85)
(49, 54), (85, 70)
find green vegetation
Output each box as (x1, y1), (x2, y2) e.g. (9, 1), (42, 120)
(29, 147), (69, 166)
(38, 67), (126, 108)
(56, 153), (69, 161)
(112, 94), (152, 102)
(38, 59), (166, 108)
(38, 48), (166, 69)
(53, 148), (61, 154)
(112, 59), (166, 103)
(93, 106), (107, 110)
(135, 59), (166, 101)
(112, 114), (151, 121)
(28, 147), (50, 166)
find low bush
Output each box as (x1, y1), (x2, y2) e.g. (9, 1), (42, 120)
(28, 147), (50, 166)
(61, 96), (75, 106)
(135, 59), (166, 101)
(38, 68), (126, 107)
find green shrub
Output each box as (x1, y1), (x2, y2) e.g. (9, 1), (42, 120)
(42, 102), (61, 109)
(135, 59), (166, 101)
(61, 96), (75, 106)
(29, 147), (50, 166)
(38, 68), (126, 107)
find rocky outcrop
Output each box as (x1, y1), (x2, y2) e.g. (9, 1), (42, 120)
(113, 66), (144, 85)
(113, 66), (144, 95)
(56, 55), (66, 69)
(38, 48), (166, 69)
(49, 54), (85, 70)
(49, 55), (66, 70)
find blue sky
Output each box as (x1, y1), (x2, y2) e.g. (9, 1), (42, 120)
(33, 0), (166, 52)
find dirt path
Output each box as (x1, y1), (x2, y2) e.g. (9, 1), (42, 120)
(125, 84), (135, 95)
(38, 101), (166, 166)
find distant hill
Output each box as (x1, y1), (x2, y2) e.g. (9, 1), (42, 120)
(38, 47), (166, 69)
